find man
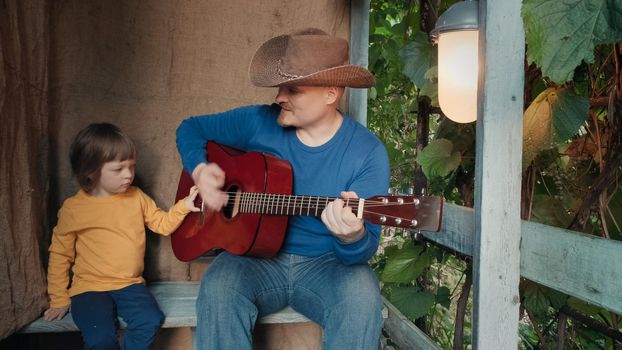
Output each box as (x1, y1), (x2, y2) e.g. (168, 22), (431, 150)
(176, 28), (390, 349)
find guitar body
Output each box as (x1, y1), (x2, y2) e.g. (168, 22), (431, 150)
(172, 142), (293, 261)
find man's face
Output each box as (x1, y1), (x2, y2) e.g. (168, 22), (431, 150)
(275, 86), (332, 128)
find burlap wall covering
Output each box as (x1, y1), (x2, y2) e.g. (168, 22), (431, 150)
(0, 0), (50, 338)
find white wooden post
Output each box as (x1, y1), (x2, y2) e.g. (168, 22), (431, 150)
(472, 0), (524, 348)
(348, 0), (370, 126)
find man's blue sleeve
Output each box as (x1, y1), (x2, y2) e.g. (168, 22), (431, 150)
(332, 143), (390, 265)
(176, 105), (264, 173)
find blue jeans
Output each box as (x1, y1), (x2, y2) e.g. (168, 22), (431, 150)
(71, 283), (164, 350)
(195, 251), (383, 349)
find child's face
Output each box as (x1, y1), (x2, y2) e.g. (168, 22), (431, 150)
(91, 159), (136, 197)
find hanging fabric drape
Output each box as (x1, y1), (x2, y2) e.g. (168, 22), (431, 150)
(0, 0), (50, 338)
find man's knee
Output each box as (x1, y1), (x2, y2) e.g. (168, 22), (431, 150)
(335, 267), (383, 319)
(342, 290), (382, 319)
(343, 266), (381, 297)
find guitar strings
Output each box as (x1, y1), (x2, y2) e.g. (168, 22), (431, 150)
(212, 191), (418, 208)
(195, 191), (418, 222)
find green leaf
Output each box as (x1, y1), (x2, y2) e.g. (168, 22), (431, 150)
(381, 244), (428, 283)
(415, 139), (462, 179)
(567, 297), (602, 317)
(384, 141), (400, 167)
(382, 243), (402, 259)
(420, 66), (439, 104)
(368, 86), (377, 100)
(522, 283), (550, 316)
(419, 81), (438, 106)
(390, 287), (436, 320)
(399, 31), (435, 88)
(434, 120), (476, 156)
(435, 286), (452, 309)
(522, 0), (622, 84)
(530, 194), (573, 227)
(545, 288), (568, 310)
(552, 88), (589, 141)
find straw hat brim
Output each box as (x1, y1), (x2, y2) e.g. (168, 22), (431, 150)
(249, 34), (374, 88)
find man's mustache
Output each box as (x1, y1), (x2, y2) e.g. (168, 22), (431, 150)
(279, 103), (292, 111)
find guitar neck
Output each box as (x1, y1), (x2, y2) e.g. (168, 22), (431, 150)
(236, 192), (359, 218)
(227, 191), (442, 230)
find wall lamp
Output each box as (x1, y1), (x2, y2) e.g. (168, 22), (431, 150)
(431, 0), (479, 123)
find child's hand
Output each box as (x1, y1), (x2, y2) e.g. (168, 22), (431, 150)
(185, 185), (201, 212)
(43, 305), (69, 321)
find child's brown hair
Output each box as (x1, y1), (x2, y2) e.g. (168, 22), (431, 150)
(70, 123), (136, 191)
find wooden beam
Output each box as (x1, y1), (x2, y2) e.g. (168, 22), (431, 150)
(423, 206), (622, 315)
(423, 203), (474, 256)
(348, 0), (370, 126)
(473, 0), (525, 348)
(382, 297), (442, 350)
(521, 221), (622, 314)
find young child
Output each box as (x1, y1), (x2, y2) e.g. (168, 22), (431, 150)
(43, 122), (199, 350)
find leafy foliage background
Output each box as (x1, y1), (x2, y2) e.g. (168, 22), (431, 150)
(367, 0), (622, 349)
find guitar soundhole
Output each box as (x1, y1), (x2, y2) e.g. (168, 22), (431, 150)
(222, 184), (240, 219)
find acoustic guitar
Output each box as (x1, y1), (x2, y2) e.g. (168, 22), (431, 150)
(171, 142), (443, 261)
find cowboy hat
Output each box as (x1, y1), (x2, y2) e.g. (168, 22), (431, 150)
(249, 28), (374, 88)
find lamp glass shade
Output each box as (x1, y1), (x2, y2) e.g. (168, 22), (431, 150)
(437, 30), (479, 123)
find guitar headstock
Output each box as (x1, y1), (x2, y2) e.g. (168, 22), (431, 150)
(363, 195), (443, 231)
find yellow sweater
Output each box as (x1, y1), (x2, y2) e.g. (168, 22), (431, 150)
(47, 187), (190, 308)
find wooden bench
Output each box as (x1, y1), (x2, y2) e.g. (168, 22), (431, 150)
(19, 281), (314, 332)
(20, 281), (388, 348)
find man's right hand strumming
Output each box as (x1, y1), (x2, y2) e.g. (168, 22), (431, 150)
(191, 162), (229, 212)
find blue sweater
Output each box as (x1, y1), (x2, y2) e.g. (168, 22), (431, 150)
(176, 104), (390, 265)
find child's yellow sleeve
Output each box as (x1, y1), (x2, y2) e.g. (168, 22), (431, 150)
(138, 188), (190, 236)
(47, 207), (76, 308)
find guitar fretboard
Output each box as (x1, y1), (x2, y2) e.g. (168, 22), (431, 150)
(237, 193), (360, 217)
